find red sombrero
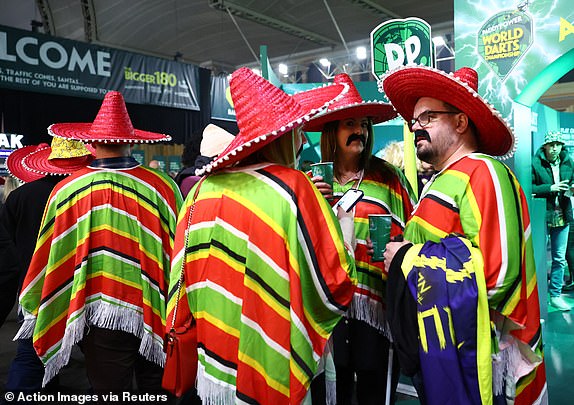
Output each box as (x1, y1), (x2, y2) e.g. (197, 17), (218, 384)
(6, 145), (46, 183)
(196, 67), (348, 175)
(380, 65), (515, 158)
(22, 138), (95, 177)
(302, 73), (397, 132)
(48, 91), (171, 144)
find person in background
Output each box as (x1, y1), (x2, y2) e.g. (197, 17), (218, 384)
(382, 65), (546, 405)
(166, 67), (357, 405)
(15, 91), (182, 397)
(380, 140), (435, 197)
(304, 73), (415, 405)
(178, 123), (235, 198)
(173, 136), (201, 186)
(532, 130), (574, 310)
(148, 159), (161, 170)
(1, 139), (94, 396)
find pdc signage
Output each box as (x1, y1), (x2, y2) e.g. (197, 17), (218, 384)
(370, 17), (433, 80)
(0, 25), (200, 110)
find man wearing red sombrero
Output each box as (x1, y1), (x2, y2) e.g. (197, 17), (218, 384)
(166, 67), (357, 404)
(2, 139), (94, 396)
(15, 92), (183, 395)
(381, 66), (546, 405)
(303, 73), (415, 404)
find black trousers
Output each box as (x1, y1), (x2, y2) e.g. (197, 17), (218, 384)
(80, 327), (166, 396)
(333, 319), (401, 405)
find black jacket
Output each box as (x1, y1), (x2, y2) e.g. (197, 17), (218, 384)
(532, 146), (574, 224)
(0, 176), (62, 326)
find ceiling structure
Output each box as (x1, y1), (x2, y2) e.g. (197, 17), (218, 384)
(0, 0), (572, 111)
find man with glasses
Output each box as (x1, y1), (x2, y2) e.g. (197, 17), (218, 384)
(380, 66), (546, 405)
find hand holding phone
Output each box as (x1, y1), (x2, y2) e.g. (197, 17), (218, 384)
(336, 189), (364, 212)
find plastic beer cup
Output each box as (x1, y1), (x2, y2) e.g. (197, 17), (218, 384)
(369, 214), (392, 262)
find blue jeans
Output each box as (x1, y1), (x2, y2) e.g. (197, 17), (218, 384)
(549, 224), (569, 297)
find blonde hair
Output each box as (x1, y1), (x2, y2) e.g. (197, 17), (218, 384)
(381, 141), (405, 170)
(240, 129), (297, 168)
(2, 176), (22, 203)
(380, 140), (424, 172)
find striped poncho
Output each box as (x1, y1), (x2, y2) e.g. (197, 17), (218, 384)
(16, 164), (182, 385)
(403, 154), (546, 404)
(332, 156), (414, 332)
(167, 163), (357, 405)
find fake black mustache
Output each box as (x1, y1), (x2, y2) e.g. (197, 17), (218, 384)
(346, 134), (366, 146)
(414, 130), (431, 145)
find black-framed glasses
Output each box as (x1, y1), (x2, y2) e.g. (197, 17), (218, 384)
(411, 110), (460, 128)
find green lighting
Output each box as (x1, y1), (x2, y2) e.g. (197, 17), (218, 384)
(515, 49), (574, 107)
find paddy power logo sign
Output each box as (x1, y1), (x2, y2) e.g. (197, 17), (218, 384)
(478, 9), (533, 81)
(370, 17), (433, 79)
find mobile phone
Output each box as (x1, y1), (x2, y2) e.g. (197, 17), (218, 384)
(336, 189), (364, 212)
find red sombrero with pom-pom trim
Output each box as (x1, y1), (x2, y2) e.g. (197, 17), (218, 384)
(48, 91), (171, 144)
(380, 65), (515, 159)
(302, 73), (397, 132)
(196, 67), (348, 175)
(6, 145), (46, 183)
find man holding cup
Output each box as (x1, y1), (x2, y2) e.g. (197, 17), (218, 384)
(381, 66), (546, 405)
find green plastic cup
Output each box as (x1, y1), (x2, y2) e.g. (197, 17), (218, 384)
(369, 214), (392, 262)
(310, 162), (334, 200)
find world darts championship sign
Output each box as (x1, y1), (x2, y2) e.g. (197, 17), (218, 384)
(477, 8), (533, 82)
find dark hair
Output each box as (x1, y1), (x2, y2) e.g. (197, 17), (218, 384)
(180, 138), (201, 168)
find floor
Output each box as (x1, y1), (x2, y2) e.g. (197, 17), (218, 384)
(0, 291), (572, 404)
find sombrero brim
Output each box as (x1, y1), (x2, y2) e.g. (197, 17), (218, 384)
(380, 65), (515, 158)
(48, 123), (171, 144)
(22, 148), (94, 176)
(6, 146), (46, 183)
(196, 82), (349, 175)
(302, 102), (398, 132)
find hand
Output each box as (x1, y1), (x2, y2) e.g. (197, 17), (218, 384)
(311, 175), (333, 200)
(550, 180), (570, 193)
(365, 237), (374, 256)
(383, 240), (411, 271)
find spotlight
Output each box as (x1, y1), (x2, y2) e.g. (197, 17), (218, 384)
(356, 46), (367, 60)
(278, 63), (288, 75)
(319, 58), (331, 68)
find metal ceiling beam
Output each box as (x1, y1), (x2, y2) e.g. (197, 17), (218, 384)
(344, 0), (401, 19)
(208, 0), (339, 46)
(80, 0), (98, 42)
(35, 0), (55, 35)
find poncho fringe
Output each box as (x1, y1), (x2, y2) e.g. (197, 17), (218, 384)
(15, 299), (166, 386)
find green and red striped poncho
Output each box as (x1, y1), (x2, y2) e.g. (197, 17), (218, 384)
(16, 165), (182, 385)
(332, 156), (415, 332)
(167, 163), (357, 405)
(403, 154), (546, 404)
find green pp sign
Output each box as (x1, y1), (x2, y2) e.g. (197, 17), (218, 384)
(370, 17), (433, 80)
